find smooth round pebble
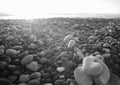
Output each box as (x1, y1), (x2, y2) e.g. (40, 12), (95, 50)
(6, 49), (18, 56)
(27, 79), (41, 85)
(44, 83), (53, 85)
(31, 72), (41, 79)
(19, 74), (30, 83)
(21, 55), (33, 65)
(56, 67), (65, 72)
(26, 61), (40, 71)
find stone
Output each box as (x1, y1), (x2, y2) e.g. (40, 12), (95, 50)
(3, 57), (12, 63)
(0, 61), (8, 70)
(82, 56), (103, 76)
(56, 67), (65, 72)
(44, 83), (53, 85)
(12, 59), (21, 65)
(0, 78), (12, 85)
(18, 83), (27, 85)
(12, 46), (23, 50)
(54, 79), (64, 85)
(31, 72), (41, 79)
(63, 34), (73, 42)
(21, 55), (33, 65)
(26, 61), (40, 71)
(6, 36), (15, 41)
(6, 49), (18, 56)
(19, 74), (30, 83)
(67, 40), (76, 48)
(102, 48), (110, 53)
(7, 75), (18, 82)
(8, 65), (17, 71)
(74, 66), (93, 85)
(27, 79), (41, 85)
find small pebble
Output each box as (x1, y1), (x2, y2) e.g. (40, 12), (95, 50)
(8, 65), (17, 71)
(54, 79), (64, 85)
(6, 49), (18, 56)
(0, 61), (8, 70)
(102, 48), (110, 53)
(63, 34), (73, 42)
(59, 75), (65, 79)
(31, 72), (41, 79)
(27, 79), (41, 85)
(18, 83), (27, 85)
(6, 36), (15, 41)
(26, 61), (40, 71)
(0, 49), (4, 55)
(12, 59), (21, 65)
(7, 75), (18, 82)
(57, 67), (65, 72)
(67, 40), (76, 48)
(19, 74), (30, 83)
(3, 57), (12, 63)
(21, 55), (33, 65)
(44, 83), (53, 85)
(12, 46), (23, 50)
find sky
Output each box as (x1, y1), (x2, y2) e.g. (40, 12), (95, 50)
(0, 0), (120, 18)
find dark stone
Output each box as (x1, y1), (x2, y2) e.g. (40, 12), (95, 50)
(0, 78), (12, 85)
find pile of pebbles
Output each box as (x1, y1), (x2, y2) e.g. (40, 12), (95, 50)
(0, 27), (80, 85)
(0, 19), (120, 85)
